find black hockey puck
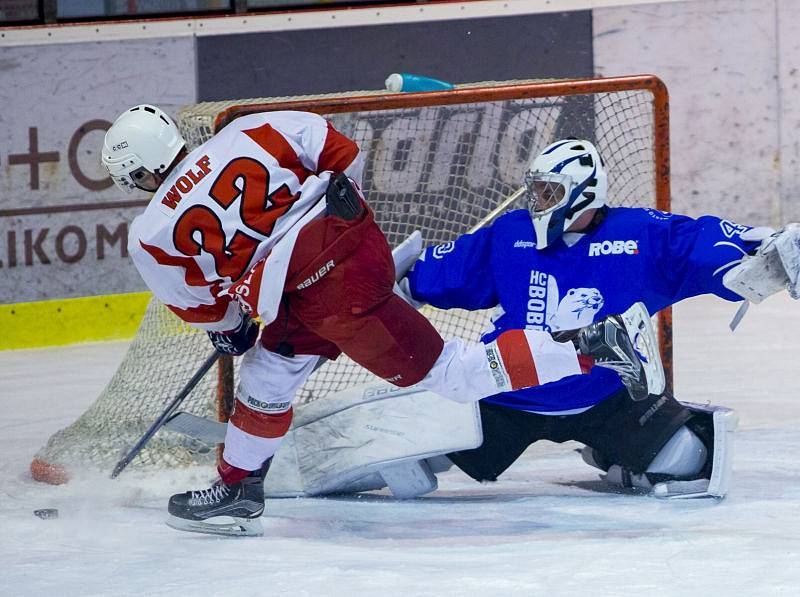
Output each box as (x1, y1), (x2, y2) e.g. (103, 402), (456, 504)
(33, 508), (59, 520)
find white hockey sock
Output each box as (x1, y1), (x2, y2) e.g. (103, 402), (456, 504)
(417, 330), (581, 403)
(222, 423), (285, 472)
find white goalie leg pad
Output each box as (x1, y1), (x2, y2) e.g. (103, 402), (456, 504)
(598, 403), (738, 499)
(653, 402), (738, 499)
(647, 426), (707, 477)
(263, 380), (483, 498)
(378, 459), (438, 499)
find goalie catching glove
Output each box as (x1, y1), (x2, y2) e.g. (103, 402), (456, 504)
(723, 223), (800, 303)
(207, 309), (259, 356)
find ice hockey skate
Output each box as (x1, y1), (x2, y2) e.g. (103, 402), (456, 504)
(166, 472), (266, 537)
(578, 302), (665, 401)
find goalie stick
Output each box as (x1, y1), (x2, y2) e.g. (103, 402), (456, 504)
(110, 350), (222, 479)
(467, 186), (525, 234)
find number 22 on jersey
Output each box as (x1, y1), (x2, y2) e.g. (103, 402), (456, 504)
(172, 156), (300, 283)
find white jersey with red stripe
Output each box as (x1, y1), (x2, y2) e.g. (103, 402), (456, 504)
(128, 111), (363, 331)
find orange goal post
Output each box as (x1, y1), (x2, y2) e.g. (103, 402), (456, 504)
(31, 75), (671, 484)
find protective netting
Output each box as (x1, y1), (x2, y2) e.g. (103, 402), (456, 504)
(32, 78), (667, 482)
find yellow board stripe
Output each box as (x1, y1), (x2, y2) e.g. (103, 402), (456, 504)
(0, 292), (152, 351)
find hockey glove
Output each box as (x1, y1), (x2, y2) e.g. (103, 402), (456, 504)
(207, 311), (259, 356)
(723, 224), (800, 303)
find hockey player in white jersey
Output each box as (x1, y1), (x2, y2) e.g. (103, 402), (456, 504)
(101, 107), (659, 535)
(400, 138), (800, 499)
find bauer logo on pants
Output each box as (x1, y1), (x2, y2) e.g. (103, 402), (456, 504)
(297, 260), (335, 290)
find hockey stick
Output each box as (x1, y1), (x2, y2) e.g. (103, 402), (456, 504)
(111, 350), (222, 479)
(467, 186), (525, 234)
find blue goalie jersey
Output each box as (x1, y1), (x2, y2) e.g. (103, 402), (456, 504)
(407, 207), (759, 413)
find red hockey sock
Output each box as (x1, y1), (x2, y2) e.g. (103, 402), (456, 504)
(217, 458), (252, 485)
(578, 354), (595, 374)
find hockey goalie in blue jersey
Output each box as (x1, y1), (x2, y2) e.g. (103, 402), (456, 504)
(399, 138), (800, 499)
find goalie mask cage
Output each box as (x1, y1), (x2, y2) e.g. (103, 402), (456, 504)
(31, 75), (671, 484)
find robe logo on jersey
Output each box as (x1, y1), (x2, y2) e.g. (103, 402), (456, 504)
(588, 240), (639, 257)
(527, 269), (605, 332)
(160, 155), (213, 210)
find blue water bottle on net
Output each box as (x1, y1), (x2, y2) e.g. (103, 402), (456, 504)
(385, 73), (454, 92)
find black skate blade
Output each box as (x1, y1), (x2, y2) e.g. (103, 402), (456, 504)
(166, 514), (264, 537)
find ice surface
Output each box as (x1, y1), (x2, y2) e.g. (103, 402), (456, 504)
(1, 294), (799, 596)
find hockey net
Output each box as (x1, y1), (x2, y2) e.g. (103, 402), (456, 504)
(31, 75), (671, 484)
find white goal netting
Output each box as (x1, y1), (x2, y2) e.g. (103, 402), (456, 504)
(31, 76), (670, 483)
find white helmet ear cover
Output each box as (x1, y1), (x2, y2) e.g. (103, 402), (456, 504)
(526, 139), (608, 249)
(101, 105), (185, 192)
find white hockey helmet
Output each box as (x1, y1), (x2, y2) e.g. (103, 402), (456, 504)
(524, 138), (607, 249)
(101, 104), (185, 193)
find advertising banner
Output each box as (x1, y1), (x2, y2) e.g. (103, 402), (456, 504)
(0, 37), (195, 303)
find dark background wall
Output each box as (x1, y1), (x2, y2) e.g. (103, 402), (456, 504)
(197, 11), (593, 100)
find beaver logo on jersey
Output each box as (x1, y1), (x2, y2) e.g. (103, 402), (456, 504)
(526, 269), (604, 332)
(550, 288), (604, 330)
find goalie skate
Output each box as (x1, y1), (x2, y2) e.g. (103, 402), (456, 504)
(166, 474), (265, 537)
(579, 302), (665, 401)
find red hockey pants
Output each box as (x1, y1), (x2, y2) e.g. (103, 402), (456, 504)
(259, 204), (445, 387)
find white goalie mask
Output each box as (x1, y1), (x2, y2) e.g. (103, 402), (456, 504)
(101, 104), (185, 193)
(524, 138), (608, 249)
